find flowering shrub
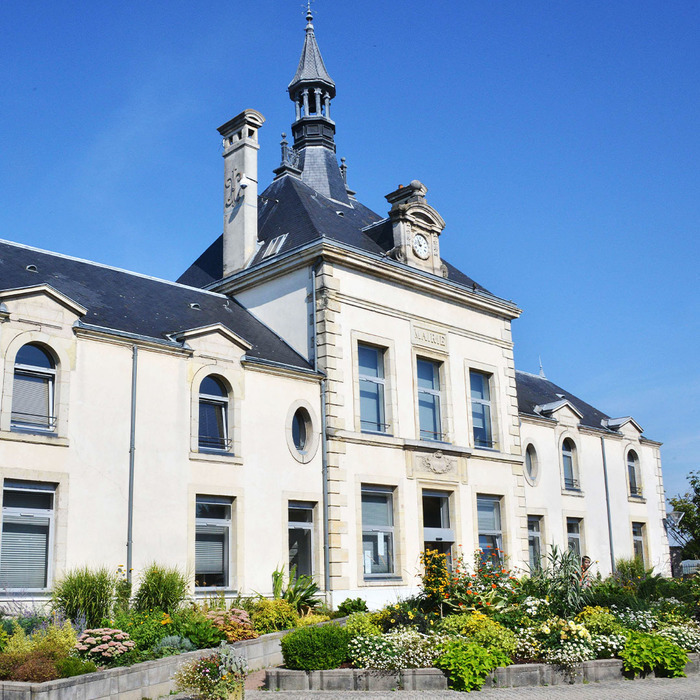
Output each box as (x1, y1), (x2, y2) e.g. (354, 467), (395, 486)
(75, 628), (135, 661)
(205, 608), (258, 642)
(349, 629), (448, 670)
(611, 605), (657, 632)
(576, 606), (622, 635)
(657, 624), (700, 653)
(543, 639), (595, 670)
(519, 596), (550, 620)
(295, 613), (331, 627)
(251, 599), (299, 634)
(174, 642), (247, 700)
(590, 633), (627, 659)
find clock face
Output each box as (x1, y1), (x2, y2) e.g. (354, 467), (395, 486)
(412, 233), (430, 259)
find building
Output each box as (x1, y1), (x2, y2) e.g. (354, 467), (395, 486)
(0, 11), (669, 606)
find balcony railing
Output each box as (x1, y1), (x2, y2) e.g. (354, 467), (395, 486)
(11, 412), (57, 431)
(419, 429), (449, 443)
(629, 485), (644, 497)
(198, 436), (233, 452)
(564, 477), (580, 490)
(360, 420), (391, 434)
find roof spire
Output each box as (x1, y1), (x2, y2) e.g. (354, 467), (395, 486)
(306, 1), (313, 25)
(538, 356), (546, 378)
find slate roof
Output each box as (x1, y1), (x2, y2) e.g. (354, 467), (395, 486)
(288, 13), (335, 94)
(0, 239), (313, 370)
(178, 174), (492, 295)
(515, 370), (613, 432)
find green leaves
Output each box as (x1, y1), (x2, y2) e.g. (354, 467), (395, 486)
(435, 639), (510, 691)
(620, 631), (688, 678)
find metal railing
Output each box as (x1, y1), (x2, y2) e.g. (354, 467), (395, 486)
(360, 420), (391, 434)
(198, 436), (233, 452)
(564, 477), (580, 490)
(419, 429), (449, 442)
(11, 412), (57, 431)
(629, 485), (643, 497)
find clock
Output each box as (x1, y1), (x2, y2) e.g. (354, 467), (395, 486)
(412, 233), (430, 259)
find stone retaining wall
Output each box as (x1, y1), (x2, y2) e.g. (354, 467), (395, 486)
(0, 626), (294, 700)
(266, 653), (700, 692)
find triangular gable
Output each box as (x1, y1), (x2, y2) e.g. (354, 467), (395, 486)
(604, 416), (644, 434)
(171, 323), (253, 351)
(0, 284), (87, 317)
(535, 399), (584, 420)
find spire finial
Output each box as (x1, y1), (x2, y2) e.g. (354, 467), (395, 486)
(306, 1), (313, 26)
(538, 356), (546, 379)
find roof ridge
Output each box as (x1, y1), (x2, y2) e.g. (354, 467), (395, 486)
(0, 238), (227, 299)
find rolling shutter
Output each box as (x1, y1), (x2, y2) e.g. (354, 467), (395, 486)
(0, 514), (49, 589)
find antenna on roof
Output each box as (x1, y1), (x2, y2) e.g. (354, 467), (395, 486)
(538, 356), (546, 379)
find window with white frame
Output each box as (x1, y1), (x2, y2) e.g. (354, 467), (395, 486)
(567, 517), (583, 557)
(627, 451), (642, 497)
(632, 522), (645, 564)
(198, 376), (230, 452)
(422, 490), (454, 564)
(361, 486), (395, 577)
(195, 496), (232, 588)
(11, 344), (57, 432)
(358, 344), (388, 434)
(477, 495), (502, 564)
(562, 438), (579, 490)
(417, 358), (443, 441)
(288, 502), (314, 579)
(0, 480), (55, 590)
(527, 515), (543, 571)
(470, 370), (494, 448)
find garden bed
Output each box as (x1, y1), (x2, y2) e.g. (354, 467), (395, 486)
(0, 626), (296, 700)
(266, 653), (700, 692)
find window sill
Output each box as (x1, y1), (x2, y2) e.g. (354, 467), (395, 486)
(0, 430), (68, 447)
(561, 488), (585, 498)
(628, 494), (646, 504)
(362, 576), (404, 586)
(189, 451), (243, 465)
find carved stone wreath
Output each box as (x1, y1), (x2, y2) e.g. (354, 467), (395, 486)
(420, 450), (456, 474)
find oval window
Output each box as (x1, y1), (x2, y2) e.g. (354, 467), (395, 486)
(525, 444), (538, 484)
(292, 408), (310, 453)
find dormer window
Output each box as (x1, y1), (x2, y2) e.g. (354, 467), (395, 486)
(263, 234), (288, 259)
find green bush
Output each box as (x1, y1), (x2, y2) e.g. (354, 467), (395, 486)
(112, 609), (172, 651)
(55, 656), (98, 677)
(251, 599), (299, 634)
(435, 639), (510, 691)
(152, 634), (196, 656)
(620, 631), (688, 678)
(133, 564), (189, 614)
(575, 606), (623, 635)
(345, 612), (381, 638)
(171, 609), (226, 649)
(337, 597), (368, 616)
(437, 611), (517, 657)
(51, 567), (116, 627)
(281, 624), (349, 670)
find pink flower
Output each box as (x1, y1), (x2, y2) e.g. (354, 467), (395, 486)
(85, 637), (97, 645)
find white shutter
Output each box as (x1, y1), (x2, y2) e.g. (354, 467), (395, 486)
(12, 373), (50, 426)
(195, 525), (226, 575)
(0, 514), (49, 589)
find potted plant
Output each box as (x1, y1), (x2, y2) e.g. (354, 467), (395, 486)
(174, 642), (247, 699)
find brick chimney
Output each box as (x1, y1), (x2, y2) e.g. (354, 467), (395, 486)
(217, 109), (265, 276)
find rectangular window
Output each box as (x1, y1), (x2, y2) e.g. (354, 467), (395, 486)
(0, 480), (55, 590)
(470, 370), (493, 448)
(477, 495), (502, 563)
(195, 496), (232, 588)
(422, 490), (454, 565)
(527, 515), (542, 571)
(288, 502), (314, 579)
(361, 486), (395, 577)
(358, 344), (388, 433)
(632, 522), (645, 564)
(417, 358), (443, 441)
(567, 517), (582, 558)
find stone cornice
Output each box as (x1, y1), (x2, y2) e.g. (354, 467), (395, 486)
(212, 240), (522, 321)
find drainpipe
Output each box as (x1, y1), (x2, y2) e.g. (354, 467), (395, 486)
(126, 345), (138, 583)
(600, 436), (616, 574)
(312, 259), (331, 603)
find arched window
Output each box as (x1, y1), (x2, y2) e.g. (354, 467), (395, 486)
(627, 450), (642, 497)
(11, 343), (56, 432)
(198, 376), (230, 452)
(562, 438), (579, 490)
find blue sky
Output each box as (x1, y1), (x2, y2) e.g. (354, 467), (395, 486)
(1, 1), (698, 502)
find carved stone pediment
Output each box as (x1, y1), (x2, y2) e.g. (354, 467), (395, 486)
(418, 450), (456, 474)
